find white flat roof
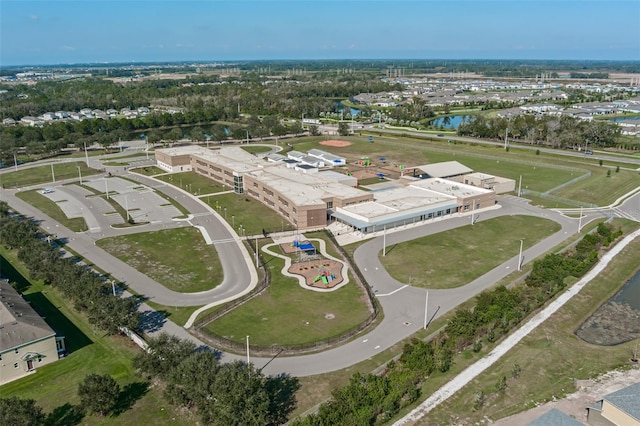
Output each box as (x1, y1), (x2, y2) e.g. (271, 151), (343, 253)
(335, 178), (490, 226)
(415, 161), (473, 178)
(409, 178), (492, 198)
(247, 165), (368, 207)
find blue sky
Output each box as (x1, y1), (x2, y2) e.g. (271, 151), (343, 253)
(1, 0), (639, 66)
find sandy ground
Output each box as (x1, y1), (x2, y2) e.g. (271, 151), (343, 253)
(492, 366), (640, 425)
(320, 140), (352, 147)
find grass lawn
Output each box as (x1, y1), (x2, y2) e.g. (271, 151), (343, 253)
(554, 167), (640, 206)
(155, 171), (228, 196)
(289, 135), (639, 208)
(204, 192), (297, 236)
(143, 300), (202, 327)
(96, 227), (223, 293)
(1, 162), (100, 189)
(203, 248), (371, 347)
(15, 189), (88, 232)
(380, 216), (560, 289)
(130, 165), (165, 176)
(0, 249), (192, 425)
(242, 145), (273, 154)
(421, 234), (640, 425)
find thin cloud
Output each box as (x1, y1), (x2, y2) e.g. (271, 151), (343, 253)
(28, 14), (38, 20)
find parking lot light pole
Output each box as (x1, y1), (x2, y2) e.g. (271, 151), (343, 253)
(518, 239), (524, 271)
(246, 335), (250, 366)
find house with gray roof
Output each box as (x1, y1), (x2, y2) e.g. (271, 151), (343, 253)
(528, 408), (585, 426)
(0, 280), (65, 385)
(587, 381), (640, 426)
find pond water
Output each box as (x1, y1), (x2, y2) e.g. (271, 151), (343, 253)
(575, 268), (640, 346)
(609, 116), (640, 123)
(429, 115), (475, 129)
(614, 268), (640, 310)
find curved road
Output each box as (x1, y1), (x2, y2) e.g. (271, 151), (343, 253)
(0, 173), (257, 307)
(1, 147), (636, 377)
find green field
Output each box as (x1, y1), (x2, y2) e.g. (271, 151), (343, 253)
(203, 245), (371, 347)
(290, 135), (640, 207)
(0, 249), (191, 425)
(1, 162), (100, 189)
(15, 189), (88, 232)
(422, 233), (640, 425)
(204, 192), (296, 236)
(96, 227), (223, 293)
(242, 145), (273, 154)
(380, 216), (561, 289)
(155, 171), (228, 195)
(129, 165), (165, 176)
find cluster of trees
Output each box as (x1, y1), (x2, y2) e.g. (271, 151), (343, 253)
(526, 222), (622, 290)
(0, 201), (139, 334)
(0, 373), (126, 423)
(294, 223), (622, 425)
(457, 114), (621, 148)
(134, 333), (299, 425)
(293, 335), (452, 426)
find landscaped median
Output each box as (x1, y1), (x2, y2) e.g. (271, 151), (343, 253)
(96, 227), (223, 293)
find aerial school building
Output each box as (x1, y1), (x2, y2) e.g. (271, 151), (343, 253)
(154, 146), (498, 233)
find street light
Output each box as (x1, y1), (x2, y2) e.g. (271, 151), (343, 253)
(246, 335), (250, 371)
(518, 239), (524, 271)
(77, 166), (83, 185)
(232, 215), (235, 227)
(224, 207), (227, 219)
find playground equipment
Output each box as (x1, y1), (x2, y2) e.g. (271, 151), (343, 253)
(313, 268), (337, 286)
(355, 157), (370, 167)
(292, 239), (316, 255)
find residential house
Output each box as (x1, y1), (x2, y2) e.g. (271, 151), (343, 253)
(0, 280), (65, 385)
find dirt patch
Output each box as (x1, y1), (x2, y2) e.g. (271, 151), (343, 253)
(492, 366), (640, 425)
(320, 139), (352, 147)
(288, 259), (344, 289)
(576, 300), (640, 345)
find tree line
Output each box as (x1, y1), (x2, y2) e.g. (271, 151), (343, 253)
(457, 114), (621, 149)
(133, 333), (300, 425)
(0, 201), (139, 334)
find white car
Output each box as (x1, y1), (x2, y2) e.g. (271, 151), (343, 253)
(41, 188), (54, 194)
